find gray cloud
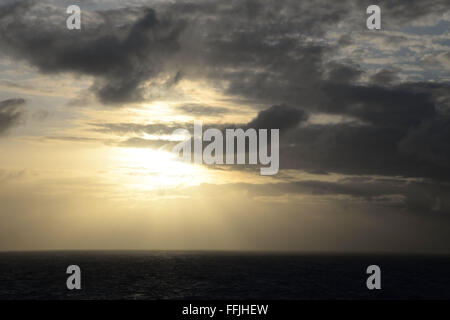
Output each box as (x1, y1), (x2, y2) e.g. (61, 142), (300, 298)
(279, 120), (450, 181)
(0, 2), (184, 105)
(370, 68), (400, 86)
(186, 176), (450, 215)
(1, 0), (449, 183)
(0, 98), (26, 135)
(246, 105), (307, 132)
(176, 104), (230, 117)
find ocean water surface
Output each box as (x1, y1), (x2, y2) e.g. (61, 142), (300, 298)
(1, 251), (450, 300)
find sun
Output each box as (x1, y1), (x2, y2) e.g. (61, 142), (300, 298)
(109, 147), (210, 191)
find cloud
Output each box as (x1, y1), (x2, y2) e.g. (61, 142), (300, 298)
(118, 137), (176, 149)
(246, 105), (308, 132)
(1, 0), (449, 183)
(370, 68), (401, 86)
(0, 98), (26, 135)
(89, 122), (189, 135)
(319, 82), (438, 128)
(279, 119), (450, 181)
(186, 176), (450, 215)
(398, 116), (450, 169)
(91, 104), (306, 139)
(176, 104), (230, 116)
(438, 52), (450, 69)
(0, 2), (184, 105)
(423, 52), (450, 70)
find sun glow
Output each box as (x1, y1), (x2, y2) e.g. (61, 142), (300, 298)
(110, 147), (210, 191)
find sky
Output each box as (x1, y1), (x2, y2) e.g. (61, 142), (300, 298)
(0, 0), (449, 253)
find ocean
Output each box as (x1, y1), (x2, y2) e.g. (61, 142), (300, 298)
(1, 251), (450, 300)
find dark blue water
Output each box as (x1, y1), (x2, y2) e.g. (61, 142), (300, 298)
(1, 251), (450, 300)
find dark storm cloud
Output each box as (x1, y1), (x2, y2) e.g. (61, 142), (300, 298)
(370, 69), (400, 86)
(324, 62), (363, 84)
(0, 0), (33, 19)
(319, 83), (438, 127)
(398, 116), (450, 169)
(0, 2), (184, 105)
(0, 98), (26, 135)
(246, 105), (307, 132)
(378, 0), (450, 24)
(280, 120), (450, 181)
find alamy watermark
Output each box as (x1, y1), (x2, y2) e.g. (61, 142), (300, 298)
(366, 5), (381, 30)
(172, 121), (279, 176)
(66, 5), (81, 30)
(66, 265), (81, 290)
(366, 265), (381, 290)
